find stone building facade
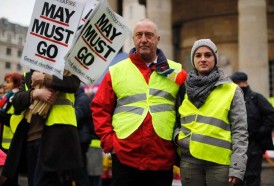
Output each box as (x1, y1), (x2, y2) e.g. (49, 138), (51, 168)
(111, 0), (274, 97)
(0, 18), (27, 82)
(0, 0), (273, 97)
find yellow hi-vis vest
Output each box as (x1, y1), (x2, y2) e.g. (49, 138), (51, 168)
(268, 97), (274, 107)
(110, 58), (181, 140)
(22, 72), (76, 127)
(45, 92), (76, 126)
(2, 106), (22, 150)
(178, 83), (237, 165)
(90, 139), (101, 148)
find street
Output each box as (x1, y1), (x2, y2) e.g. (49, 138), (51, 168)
(18, 158), (274, 186)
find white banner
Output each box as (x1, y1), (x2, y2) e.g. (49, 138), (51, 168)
(64, 0), (131, 85)
(20, 0), (85, 79)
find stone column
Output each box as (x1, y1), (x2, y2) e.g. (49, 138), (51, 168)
(146, 0), (173, 59)
(238, 0), (269, 97)
(122, 0), (146, 52)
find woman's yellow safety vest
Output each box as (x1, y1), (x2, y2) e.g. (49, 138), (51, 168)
(23, 72), (77, 127)
(45, 92), (76, 126)
(110, 59), (181, 140)
(2, 106), (21, 150)
(178, 83), (237, 165)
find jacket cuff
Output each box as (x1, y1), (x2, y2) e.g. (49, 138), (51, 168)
(43, 74), (53, 86)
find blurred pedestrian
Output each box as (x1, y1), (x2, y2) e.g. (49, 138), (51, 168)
(0, 72), (22, 186)
(86, 89), (103, 186)
(72, 85), (94, 186)
(174, 39), (248, 186)
(87, 138), (103, 186)
(2, 70), (83, 186)
(231, 71), (274, 186)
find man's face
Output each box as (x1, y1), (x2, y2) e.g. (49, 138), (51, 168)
(133, 22), (160, 62)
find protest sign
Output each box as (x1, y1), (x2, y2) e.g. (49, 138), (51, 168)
(64, 0), (131, 85)
(20, 0), (85, 79)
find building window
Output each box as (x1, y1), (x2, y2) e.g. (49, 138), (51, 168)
(17, 50), (22, 58)
(18, 37), (23, 45)
(17, 64), (22, 71)
(6, 48), (11, 56)
(5, 62), (11, 69)
(7, 34), (12, 42)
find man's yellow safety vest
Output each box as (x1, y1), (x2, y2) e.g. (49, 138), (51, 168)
(110, 58), (181, 140)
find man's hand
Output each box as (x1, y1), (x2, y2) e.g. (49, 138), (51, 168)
(31, 71), (45, 87)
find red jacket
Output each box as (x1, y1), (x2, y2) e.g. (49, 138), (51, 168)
(91, 53), (177, 170)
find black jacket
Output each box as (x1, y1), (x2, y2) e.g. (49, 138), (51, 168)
(243, 86), (274, 151)
(74, 87), (96, 144)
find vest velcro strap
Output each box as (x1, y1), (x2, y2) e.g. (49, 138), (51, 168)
(149, 88), (175, 102)
(117, 93), (146, 107)
(192, 133), (231, 150)
(54, 99), (73, 106)
(114, 106), (144, 115)
(150, 104), (174, 113)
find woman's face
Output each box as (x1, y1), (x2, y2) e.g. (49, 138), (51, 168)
(193, 46), (215, 76)
(3, 77), (14, 92)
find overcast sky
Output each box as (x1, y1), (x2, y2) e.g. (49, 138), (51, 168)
(0, 0), (36, 27)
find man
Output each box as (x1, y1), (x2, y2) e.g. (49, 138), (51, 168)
(91, 19), (187, 186)
(231, 71), (274, 186)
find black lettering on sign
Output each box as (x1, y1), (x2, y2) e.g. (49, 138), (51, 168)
(41, 2), (75, 24)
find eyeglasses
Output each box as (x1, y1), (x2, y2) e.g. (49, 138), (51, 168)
(134, 32), (155, 39)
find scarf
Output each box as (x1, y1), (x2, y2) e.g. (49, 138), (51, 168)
(0, 90), (16, 112)
(185, 67), (220, 108)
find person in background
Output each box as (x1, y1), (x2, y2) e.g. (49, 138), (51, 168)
(231, 71), (274, 186)
(86, 86), (103, 186)
(2, 70), (82, 186)
(73, 85), (94, 186)
(0, 72), (22, 186)
(174, 39), (248, 186)
(91, 18), (187, 186)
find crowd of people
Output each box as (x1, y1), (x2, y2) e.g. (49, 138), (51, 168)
(0, 18), (273, 186)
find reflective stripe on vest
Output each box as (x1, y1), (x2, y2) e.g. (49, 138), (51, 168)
(178, 83), (237, 165)
(110, 58), (181, 140)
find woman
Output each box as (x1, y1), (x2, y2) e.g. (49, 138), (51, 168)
(174, 39), (248, 186)
(0, 72), (22, 186)
(0, 72), (22, 152)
